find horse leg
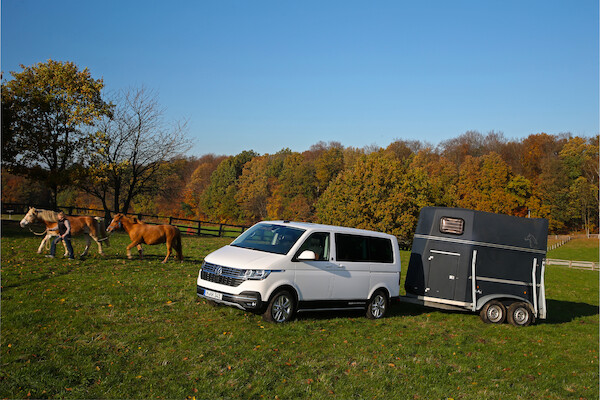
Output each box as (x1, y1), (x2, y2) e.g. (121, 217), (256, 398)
(126, 242), (144, 259)
(93, 236), (105, 256)
(162, 239), (172, 263)
(80, 234), (91, 257)
(126, 241), (139, 259)
(62, 240), (69, 257)
(38, 234), (51, 253)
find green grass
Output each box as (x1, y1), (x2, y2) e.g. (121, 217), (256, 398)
(1, 221), (598, 399)
(547, 238), (599, 263)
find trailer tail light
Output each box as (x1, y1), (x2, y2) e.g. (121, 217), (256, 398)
(440, 217), (465, 235)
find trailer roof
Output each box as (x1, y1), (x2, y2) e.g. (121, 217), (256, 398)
(414, 207), (549, 253)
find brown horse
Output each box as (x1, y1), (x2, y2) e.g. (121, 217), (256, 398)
(20, 207), (109, 256)
(106, 213), (183, 263)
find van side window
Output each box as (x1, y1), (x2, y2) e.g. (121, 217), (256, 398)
(335, 233), (393, 263)
(294, 232), (330, 261)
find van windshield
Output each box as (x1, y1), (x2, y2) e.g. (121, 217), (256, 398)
(231, 223), (306, 255)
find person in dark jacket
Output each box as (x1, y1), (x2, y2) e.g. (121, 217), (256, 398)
(46, 211), (75, 259)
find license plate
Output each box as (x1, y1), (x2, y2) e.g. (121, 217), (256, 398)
(204, 289), (223, 301)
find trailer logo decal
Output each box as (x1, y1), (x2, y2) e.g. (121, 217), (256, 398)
(524, 233), (538, 248)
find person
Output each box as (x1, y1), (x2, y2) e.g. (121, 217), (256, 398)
(46, 211), (75, 259)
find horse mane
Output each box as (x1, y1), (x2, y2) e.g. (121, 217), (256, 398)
(37, 209), (59, 222)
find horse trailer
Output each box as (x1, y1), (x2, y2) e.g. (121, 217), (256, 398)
(403, 207), (548, 326)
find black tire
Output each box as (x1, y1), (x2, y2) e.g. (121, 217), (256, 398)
(507, 302), (535, 327)
(263, 290), (295, 323)
(366, 290), (388, 320)
(479, 300), (506, 324)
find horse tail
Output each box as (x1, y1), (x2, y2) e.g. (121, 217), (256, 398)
(95, 217), (110, 246)
(174, 228), (183, 261)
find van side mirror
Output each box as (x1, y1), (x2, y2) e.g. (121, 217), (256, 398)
(297, 250), (317, 261)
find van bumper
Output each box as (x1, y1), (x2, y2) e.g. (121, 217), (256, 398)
(197, 285), (263, 311)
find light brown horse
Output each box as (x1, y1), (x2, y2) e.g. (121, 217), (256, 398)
(20, 207), (109, 256)
(106, 213), (183, 263)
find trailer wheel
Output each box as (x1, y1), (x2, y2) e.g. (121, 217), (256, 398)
(263, 290), (296, 323)
(366, 290), (388, 319)
(507, 302), (534, 327)
(479, 300), (506, 324)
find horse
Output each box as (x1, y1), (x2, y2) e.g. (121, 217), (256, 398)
(19, 207), (109, 257)
(106, 213), (183, 263)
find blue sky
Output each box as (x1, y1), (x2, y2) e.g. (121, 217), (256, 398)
(2, 1), (598, 156)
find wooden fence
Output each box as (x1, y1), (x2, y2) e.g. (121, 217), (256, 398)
(546, 258), (599, 271)
(1, 203), (248, 238)
(548, 236), (571, 251)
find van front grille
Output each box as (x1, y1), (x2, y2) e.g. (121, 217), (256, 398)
(201, 262), (245, 287)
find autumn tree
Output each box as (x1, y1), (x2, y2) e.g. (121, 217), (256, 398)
(267, 152), (317, 221)
(1, 60), (112, 206)
(77, 87), (191, 219)
(316, 151), (434, 239)
(560, 136), (599, 234)
(409, 148), (459, 207)
(457, 153), (532, 215)
(201, 150), (258, 222)
(183, 154), (228, 217)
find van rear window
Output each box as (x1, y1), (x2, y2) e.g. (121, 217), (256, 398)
(335, 233), (393, 263)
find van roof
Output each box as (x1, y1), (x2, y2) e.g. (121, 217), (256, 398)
(258, 220), (397, 239)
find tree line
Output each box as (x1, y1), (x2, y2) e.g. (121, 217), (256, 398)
(2, 60), (598, 237)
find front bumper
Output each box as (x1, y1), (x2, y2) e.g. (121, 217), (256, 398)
(196, 285), (263, 311)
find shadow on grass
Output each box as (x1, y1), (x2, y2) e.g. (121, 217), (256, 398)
(1, 260), (77, 291)
(293, 297), (599, 325)
(544, 299), (599, 324)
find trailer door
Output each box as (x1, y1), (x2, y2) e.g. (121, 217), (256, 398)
(427, 250), (460, 300)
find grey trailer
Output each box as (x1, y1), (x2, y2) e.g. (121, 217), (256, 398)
(404, 207), (548, 326)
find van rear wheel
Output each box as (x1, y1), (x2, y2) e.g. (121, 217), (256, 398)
(263, 290), (295, 323)
(366, 290), (388, 319)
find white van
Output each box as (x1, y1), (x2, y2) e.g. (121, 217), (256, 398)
(196, 221), (401, 322)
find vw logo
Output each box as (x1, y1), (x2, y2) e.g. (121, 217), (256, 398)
(215, 266), (223, 276)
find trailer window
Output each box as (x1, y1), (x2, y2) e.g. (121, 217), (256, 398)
(440, 217), (464, 235)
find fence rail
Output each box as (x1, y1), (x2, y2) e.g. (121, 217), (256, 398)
(1, 202), (248, 238)
(546, 258), (599, 271)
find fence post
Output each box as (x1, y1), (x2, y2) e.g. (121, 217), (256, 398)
(169, 216), (173, 225)
(197, 221), (202, 236)
(219, 224), (224, 237)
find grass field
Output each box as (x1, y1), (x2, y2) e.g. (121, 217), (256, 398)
(547, 238), (599, 263)
(1, 221), (598, 399)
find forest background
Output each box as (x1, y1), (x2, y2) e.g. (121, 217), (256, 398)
(2, 60), (598, 240)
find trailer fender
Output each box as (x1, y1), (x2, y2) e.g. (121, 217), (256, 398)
(476, 295), (534, 312)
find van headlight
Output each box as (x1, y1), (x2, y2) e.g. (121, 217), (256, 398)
(243, 269), (272, 280)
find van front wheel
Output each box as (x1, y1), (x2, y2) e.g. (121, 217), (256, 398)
(366, 290), (388, 319)
(263, 290), (295, 323)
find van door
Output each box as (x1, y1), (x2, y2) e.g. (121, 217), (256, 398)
(293, 232), (336, 300)
(330, 233), (371, 300)
(426, 250), (460, 300)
